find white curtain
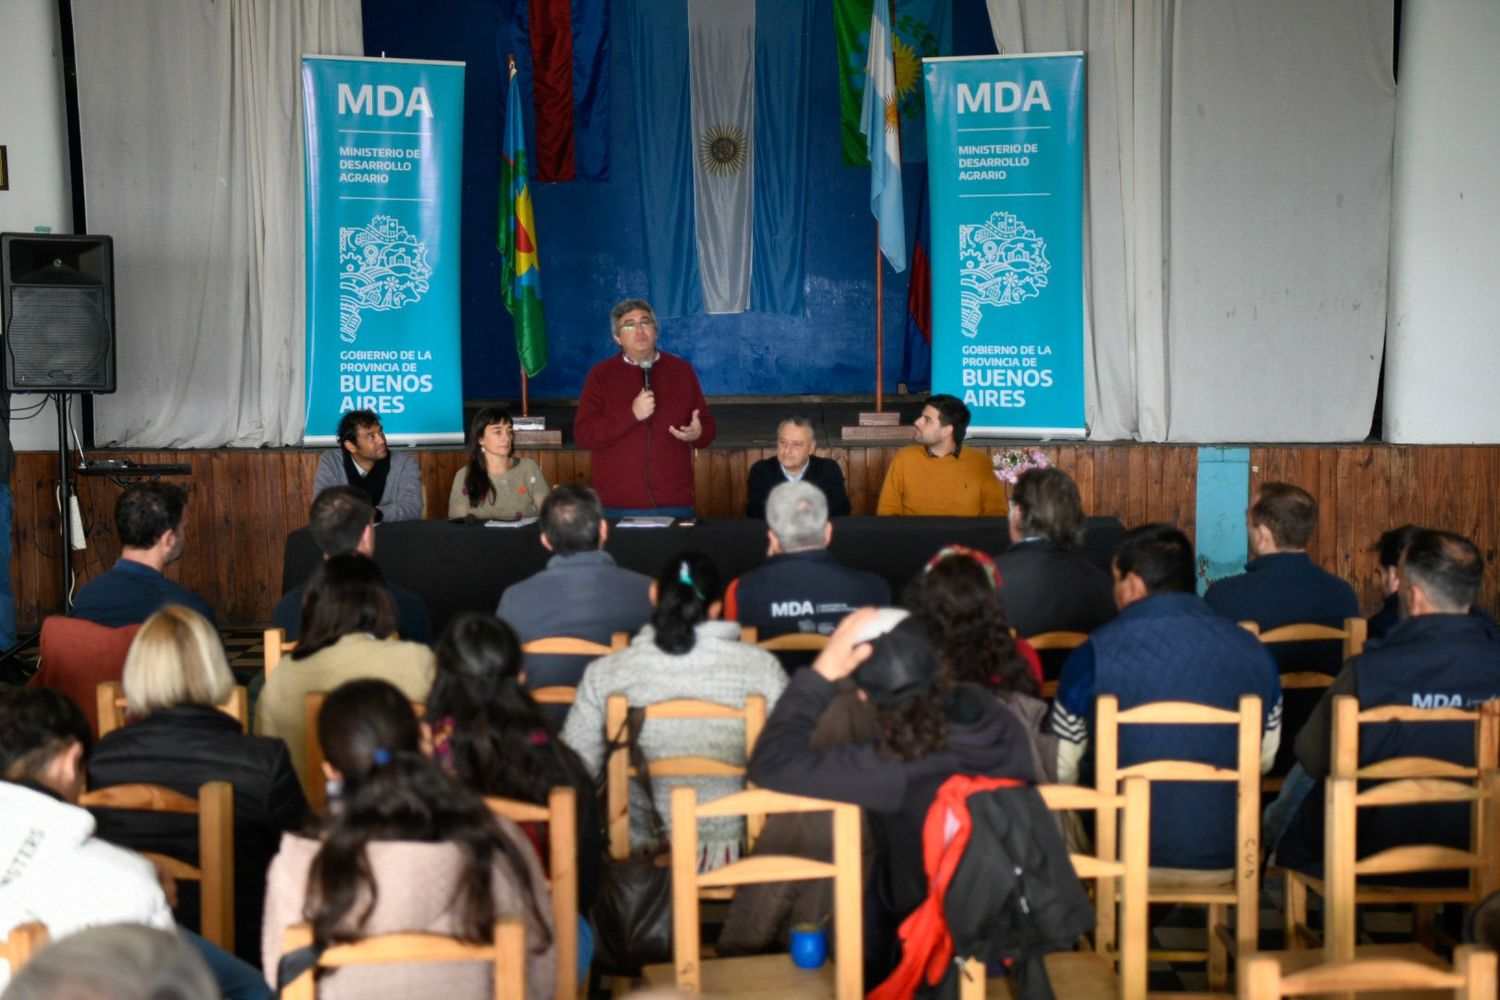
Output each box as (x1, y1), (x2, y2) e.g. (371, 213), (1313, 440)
(986, 0), (1395, 442)
(73, 0), (362, 447)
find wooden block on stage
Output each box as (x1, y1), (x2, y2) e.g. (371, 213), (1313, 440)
(515, 429), (563, 446)
(858, 411), (901, 426)
(511, 415), (546, 431)
(841, 424), (912, 442)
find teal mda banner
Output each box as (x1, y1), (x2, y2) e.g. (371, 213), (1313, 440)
(301, 56), (466, 445)
(923, 53), (1085, 437)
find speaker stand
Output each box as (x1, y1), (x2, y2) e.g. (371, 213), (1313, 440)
(56, 391), (76, 612)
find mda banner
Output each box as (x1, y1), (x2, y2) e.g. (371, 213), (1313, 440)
(301, 56), (466, 445)
(923, 53), (1085, 437)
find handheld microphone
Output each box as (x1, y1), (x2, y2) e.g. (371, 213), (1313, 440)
(641, 361), (653, 392)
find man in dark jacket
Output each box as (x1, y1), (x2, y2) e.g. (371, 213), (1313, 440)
(273, 486), (430, 643)
(744, 416), (851, 519)
(995, 467), (1115, 639)
(1205, 481), (1359, 631)
(1051, 524), (1282, 871)
(1275, 529), (1500, 872)
(749, 609), (1036, 981)
(725, 481), (889, 662)
(497, 484), (653, 690)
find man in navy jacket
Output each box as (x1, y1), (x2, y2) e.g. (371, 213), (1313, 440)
(1275, 529), (1500, 872)
(745, 415), (851, 520)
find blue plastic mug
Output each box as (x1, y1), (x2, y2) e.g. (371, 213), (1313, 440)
(789, 925), (828, 970)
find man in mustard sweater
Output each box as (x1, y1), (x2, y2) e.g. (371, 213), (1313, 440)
(876, 395), (1006, 517)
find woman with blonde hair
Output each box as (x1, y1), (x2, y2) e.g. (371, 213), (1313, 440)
(89, 604), (307, 966)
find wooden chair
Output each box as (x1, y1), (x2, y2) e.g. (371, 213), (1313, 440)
(34, 617), (142, 738)
(532, 686), (577, 707)
(304, 691), (426, 814)
(521, 636), (618, 658)
(1095, 694), (1264, 991)
(603, 693), (767, 862)
(1, 922), (49, 977)
(1284, 697), (1500, 956)
(1024, 630), (1088, 699)
(1254, 618), (1366, 790)
(1239, 944), (1497, 999)
(960, 778), (1152, 1000)
(640, 786), (863, 999)
(263, 627), (296, 677)
(279, 918), (528, 1000)
(755, 632), (832, 653)
(485, 788), (580, 1000)
(78, 781), (235, 951)
(95, 680), (250, 737)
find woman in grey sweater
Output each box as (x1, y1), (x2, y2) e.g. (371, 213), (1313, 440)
(560, 550), (785, 868)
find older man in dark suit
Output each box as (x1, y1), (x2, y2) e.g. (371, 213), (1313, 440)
(745, 415), (851, 519)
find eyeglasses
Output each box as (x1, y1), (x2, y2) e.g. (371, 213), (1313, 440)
(619, 318), (657, 331)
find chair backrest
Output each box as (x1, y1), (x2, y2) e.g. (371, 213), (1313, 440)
(1, 922), (49, 976)
(531, 686), (577, 706)
(484, 788), (577, 1000)
(78, 781), (235, 951)
(1257, 617), (1367, 662)
(35, 617), (142, 738)
(603, 693), (768, 860)
(668, 786), (863, 999)
(263, 627), (296, 677)
(1094, 694), (1264, 958)
(958, 778), (1151, 1000)
(521, 636), (615, 658)
(304, 691), (426, 814)
(1239, 944), (1497, 999)
(1320, 696), (1500, 961)
(279, 918), (527, 1000)
(1024, 630), (1088, 698)
(95, 680), (250, 737)
(754, 632), (831, 653)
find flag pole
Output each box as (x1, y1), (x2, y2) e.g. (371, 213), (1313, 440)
(875, 221), (884, 412)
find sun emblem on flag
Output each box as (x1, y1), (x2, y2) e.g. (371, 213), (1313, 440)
(698, 124), (749, 177)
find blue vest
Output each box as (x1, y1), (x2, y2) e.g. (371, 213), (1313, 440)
(1091, 592), (1281, 868)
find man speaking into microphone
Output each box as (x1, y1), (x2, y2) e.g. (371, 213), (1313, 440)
(574, 298), (717, 518)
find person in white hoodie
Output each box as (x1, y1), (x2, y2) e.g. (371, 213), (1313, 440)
(0, 687), (174, 989)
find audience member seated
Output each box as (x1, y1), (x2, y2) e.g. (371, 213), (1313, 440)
(875, 394), (1005, 517)
(448, 406), (551, 521)
(1205, 481), (1359, 630)
(1366, 523), (1418, 641)
(0, 688), (174, 972)
(994, 467), (1115, 637)
(261, 679), (556, 999)
(497, 484), (652, 692)
(560, 550), (786, 867)
(1, 924), (218, 1000)
(1274, 529), (1500, 873)
(70, 482), (216, 628)
(255, 555), (434, 786)
(312, 409), (422, 523)
(273, 486), (431, 644)
(1205, 482), (1359, 774)
(1050, 524), (1282, 873)
(425, 613), (603, 916)
(907, 546), (1052, 779)
(724, 480), (889, 664)
(744, 415), (851, 519)
(88, 605), (308, 966)
(748, 609), (1037, 982)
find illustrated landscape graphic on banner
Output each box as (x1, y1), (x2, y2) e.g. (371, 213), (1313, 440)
(924, 53), (1086, 437)
(301, 56), (466, 445)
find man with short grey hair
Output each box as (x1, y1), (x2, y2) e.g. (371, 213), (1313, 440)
(745, 415), (851, 519)
(724, 481), (890, 661)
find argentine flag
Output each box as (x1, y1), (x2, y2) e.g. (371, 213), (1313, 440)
(626, 0), (813, 317)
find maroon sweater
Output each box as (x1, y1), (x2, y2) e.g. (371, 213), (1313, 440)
(574, 352), (716, 509)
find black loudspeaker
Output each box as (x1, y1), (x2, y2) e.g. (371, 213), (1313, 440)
(1, 232), (116, 393)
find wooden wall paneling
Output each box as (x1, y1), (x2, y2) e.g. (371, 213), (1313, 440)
(844, 447), (869, 515)
(1333, 447), (1385, 614)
